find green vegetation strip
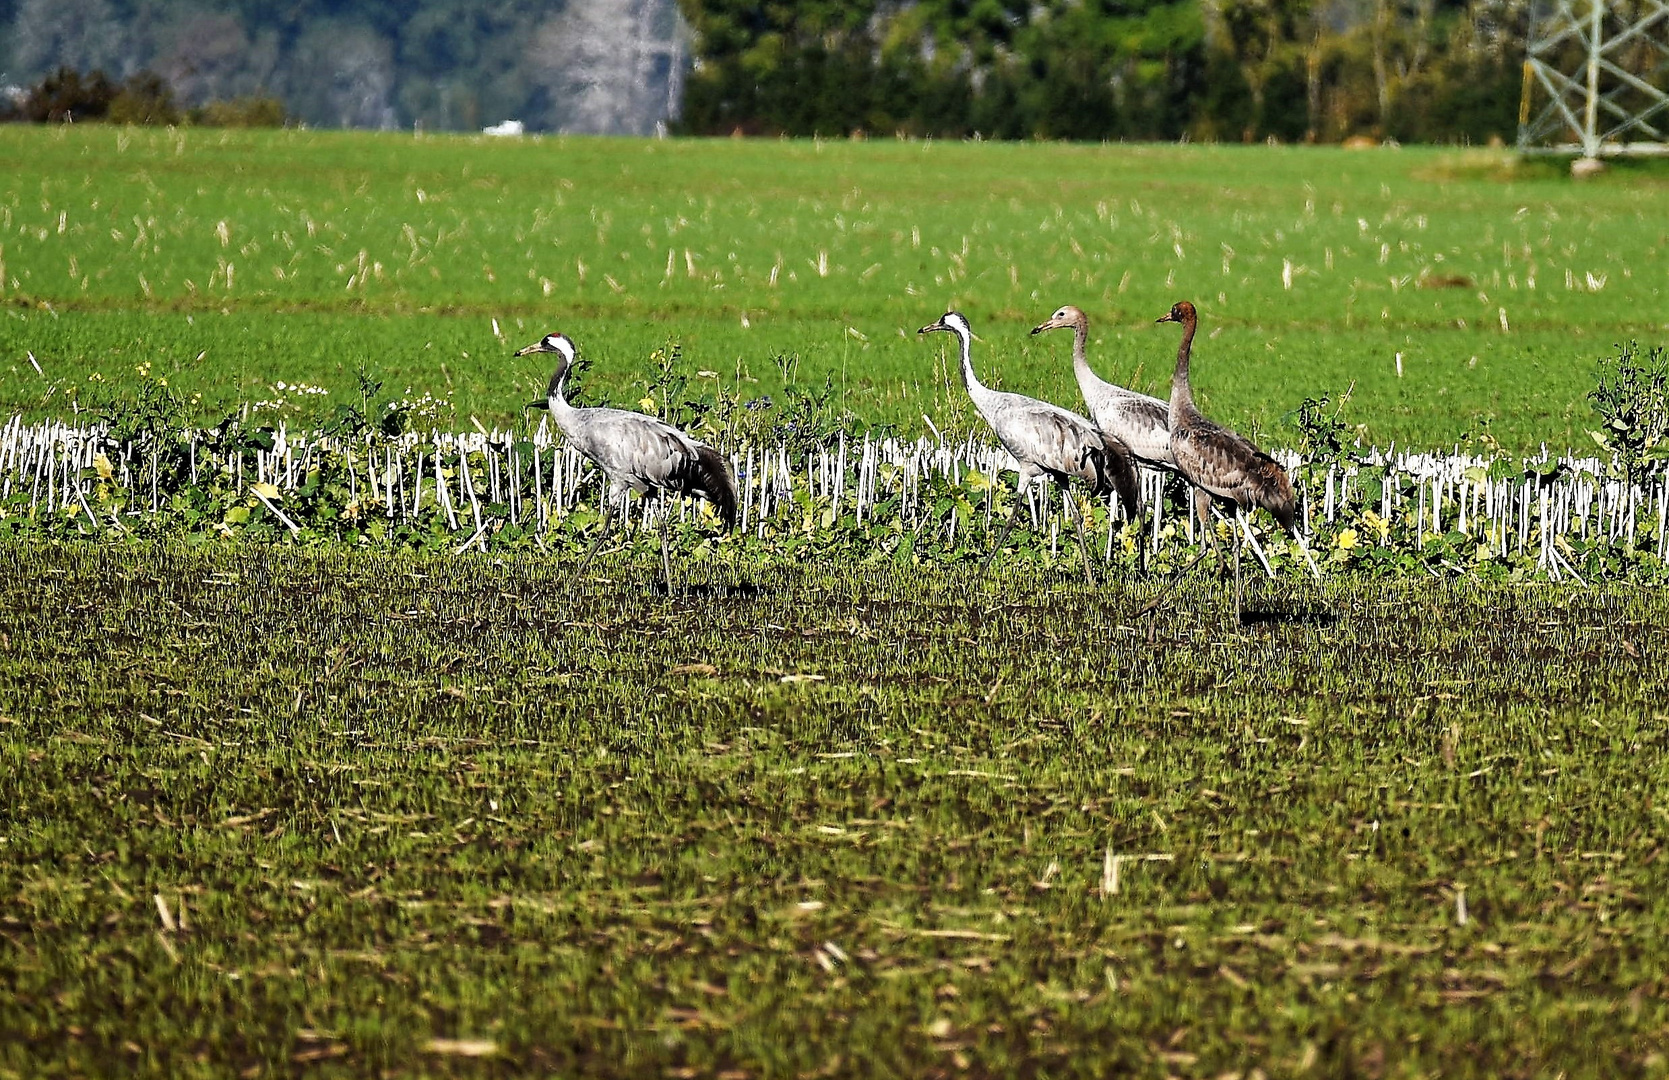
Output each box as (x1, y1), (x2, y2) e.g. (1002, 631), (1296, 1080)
(2, 543), (1667, 1076)
(3, 129), (1667, 452)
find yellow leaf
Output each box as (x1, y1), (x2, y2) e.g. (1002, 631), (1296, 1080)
(251, 482), (281, 500)
(93, 453), (114, 480)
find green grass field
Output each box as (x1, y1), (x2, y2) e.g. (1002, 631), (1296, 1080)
(1, 128), (1666, 451)
(3, 545), (1668, 1078)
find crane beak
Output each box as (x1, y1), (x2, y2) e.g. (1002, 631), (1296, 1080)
(513, 343), (543, 357)
(917, 321), (944, 335)
(1155, 311), (1179, 324)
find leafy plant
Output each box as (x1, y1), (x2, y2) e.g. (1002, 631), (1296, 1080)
(636, 339), (711, 432)
(1588, 340), (1669, 486)
(1286, 386), (1357, 472)
(86, 372), (187, 448)
(769, 351), (844, 457)
(322, 366), (415, 439)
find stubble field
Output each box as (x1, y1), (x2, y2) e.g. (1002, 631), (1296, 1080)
(3, 546), (1668, 1078)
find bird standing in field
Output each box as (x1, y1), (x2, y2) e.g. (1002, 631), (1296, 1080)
(515, 332), (737, 593)
(919, 311), (1139, 584)
(1155, 300), (1320, 621)
(1033, 303), (1171, 571)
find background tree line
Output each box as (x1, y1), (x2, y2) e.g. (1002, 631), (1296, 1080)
(673, 0), (1533, 143)
(2, 0), (1537, 141)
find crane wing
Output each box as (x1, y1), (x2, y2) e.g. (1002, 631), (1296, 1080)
(562, 408), (737, 528)
(984, 396), (1097, 475)
(562, 409), (693, 484)
(1091, 392), (1173, 467)
(1076, 364), (1172, 467)
(1171, 418), (1296, 528)
(1097, 430), (1141, 519)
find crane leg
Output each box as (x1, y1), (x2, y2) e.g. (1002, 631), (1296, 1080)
(982, 507), (1020, 579)
(1233, 508), (1245, 625)
(1133, 491), (1214, 617)
(1069, 492), (1096, 588)
(1291, 528), (1323, 580)
(1136, 508), (1147, 577)
(1239, 514), (1276, 579)
(657, 500), (676, 596)
(576, 497), (615, 575)
(982, 478), (1033, 580)
(1194, 488), (1224, 579)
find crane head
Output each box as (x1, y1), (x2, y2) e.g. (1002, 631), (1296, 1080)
(516, 333), (578, 408)
(918, 311), (972, 339)
(515, 332), (577, 362)
(1031, 304), (1085, 336)
(1155, 301), (1196, 325)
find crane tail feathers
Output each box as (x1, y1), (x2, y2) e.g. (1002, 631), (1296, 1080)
(1255, 459), (1298, 533)
(689, 444), (739, 530)
(1098, 433), (1142, 521)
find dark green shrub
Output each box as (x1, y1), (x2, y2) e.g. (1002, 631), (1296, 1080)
(109, 72), (182, 126)
(22, 67), (117, 123)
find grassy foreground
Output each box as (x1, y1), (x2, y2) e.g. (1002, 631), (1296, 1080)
(2, 127), (1667, 451)
(2, 543), (1666, 1077)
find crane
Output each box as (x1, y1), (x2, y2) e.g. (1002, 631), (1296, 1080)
(515, 332), (737, 593)
(1155, 301), (1320, 621)
(919, 311), (1139, 585)
(1031, 304), (1173, 468)
(1033, 303), (1172, 571)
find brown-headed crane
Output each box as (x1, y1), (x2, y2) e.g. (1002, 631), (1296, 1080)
(1155, 301), (1320, 621)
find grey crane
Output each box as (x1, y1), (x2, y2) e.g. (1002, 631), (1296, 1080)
(918, 311), (1139, 584)
(515, 332), (737, 592)
(1033, 303), (1170, 572)
(1031, 304), (1174, 469)
(1155, 300), (1320, 621)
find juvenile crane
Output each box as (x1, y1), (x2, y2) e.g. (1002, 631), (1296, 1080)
(1155, 300), (1320, 620)
(515, 332), (737, 592)
(1031, 304), (1174, 468)
(919, 311), (1139, 584)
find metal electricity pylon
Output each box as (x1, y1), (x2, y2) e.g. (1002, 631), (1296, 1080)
(1518, 0), (1669, 156)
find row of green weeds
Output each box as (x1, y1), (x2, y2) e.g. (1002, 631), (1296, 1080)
(6, 338), (1666, 582)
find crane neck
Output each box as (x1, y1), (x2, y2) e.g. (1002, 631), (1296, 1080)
(546, 364), (577, 426)
(953, 326), (985, 397)
(1070, 321), (1092, 384)
(1168, 312), (1198, 424)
